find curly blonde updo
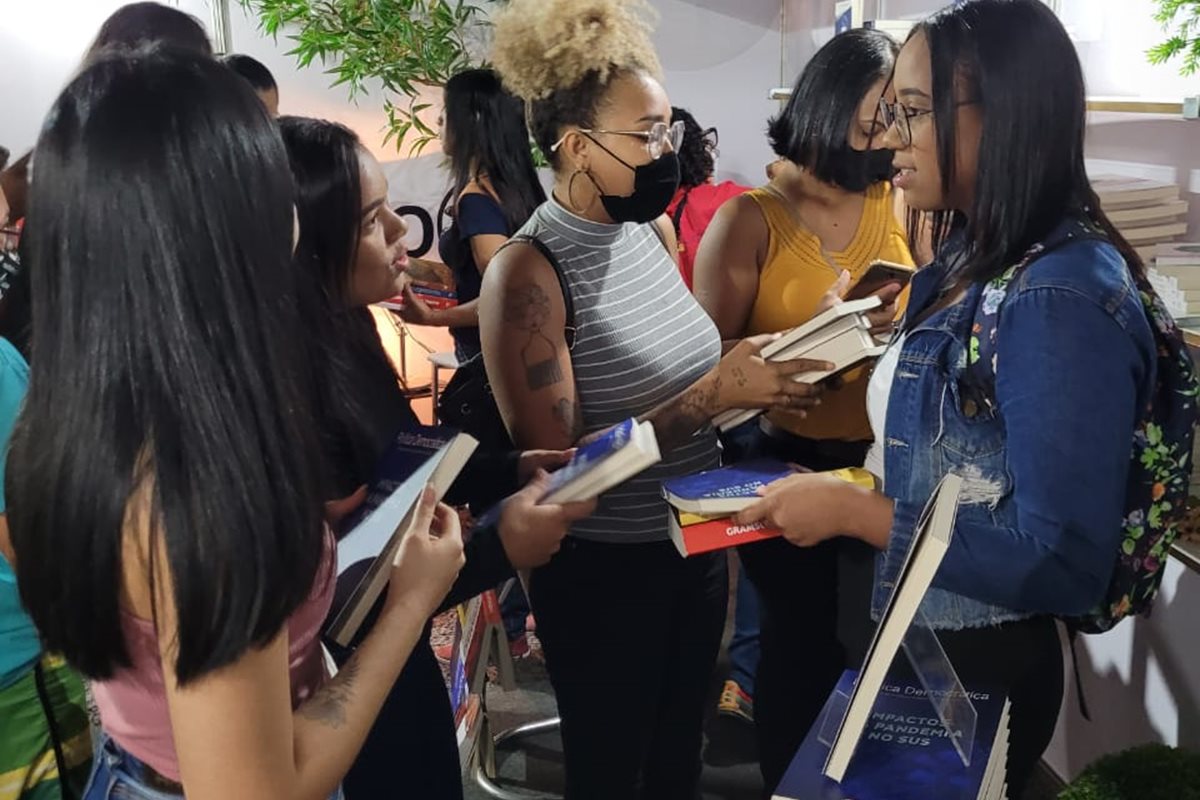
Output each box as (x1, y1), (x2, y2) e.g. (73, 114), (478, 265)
(491, 0), (663, 168)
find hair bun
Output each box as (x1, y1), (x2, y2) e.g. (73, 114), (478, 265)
(491, 0), (661, 101)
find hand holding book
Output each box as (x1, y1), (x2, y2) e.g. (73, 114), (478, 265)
(498, 470), (597, 569)
(735, 469), (893, 550)
(384, 486), (466, 619)
(716, 334), (835, 413)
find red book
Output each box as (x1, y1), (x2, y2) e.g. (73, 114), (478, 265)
(668, 512), (782, 557)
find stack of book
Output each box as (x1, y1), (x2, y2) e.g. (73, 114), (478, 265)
(662, 460), (875, 557)
(1092, 176), (1189, 264)
(713, 297), (887, 433)
(1147, 243), (1200, 319)
(445, 589), (512, 773)
(379, 280), (459, 312)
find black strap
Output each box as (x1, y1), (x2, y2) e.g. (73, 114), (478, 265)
(505, 234), (577, 350)
(34, 658), (77, 800)
(1066, 626), (1092, 722)
(670, 189), (690, 240)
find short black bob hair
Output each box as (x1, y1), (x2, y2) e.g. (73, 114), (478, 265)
(768, 28), (898, 183)
(222, 53), (277, 93)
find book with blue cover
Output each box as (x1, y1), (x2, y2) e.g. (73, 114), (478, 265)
(540, 418), (661, 504)
(327, 424), (478, 646)
(662, 459), (797, 516)
(773, 669), (1011, 800)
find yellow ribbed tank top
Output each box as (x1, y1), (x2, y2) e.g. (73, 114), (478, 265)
(744, 182), (914, 443)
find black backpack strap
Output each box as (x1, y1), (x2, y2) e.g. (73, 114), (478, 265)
(670, 189), (690, 239)
(505, 234), (577, 350)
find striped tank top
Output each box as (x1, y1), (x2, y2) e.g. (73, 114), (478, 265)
(521, 200), (722, 544)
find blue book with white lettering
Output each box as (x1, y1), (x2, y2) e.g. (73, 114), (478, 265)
(661, 459), (796, 516)
(773, 670), (1010, 800)
(540, 418), (661, 504)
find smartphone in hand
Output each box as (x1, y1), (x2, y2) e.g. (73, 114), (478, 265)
(844, 260), (915, 301)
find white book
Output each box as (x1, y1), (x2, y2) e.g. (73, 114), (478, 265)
(1155, 242), (1200, 268)
(327, 431), (479, 647)
(1093, 175), (1180, 209)
(758, 296), (883, 361)
(715, 323), (886, 432)
(1151, 265), (1200, 288)
(823, 473), (964, 783)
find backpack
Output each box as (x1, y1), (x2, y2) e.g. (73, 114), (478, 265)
(964, 216), (1200, 635)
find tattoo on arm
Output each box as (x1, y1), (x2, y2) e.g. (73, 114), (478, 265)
(649, 375), (722, 451)
(297, 654), (361, 729)
(552, 397), (585, 442)
(504, 283), (563, 391)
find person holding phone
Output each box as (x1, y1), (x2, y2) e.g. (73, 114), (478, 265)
(691, 28), (916, 791)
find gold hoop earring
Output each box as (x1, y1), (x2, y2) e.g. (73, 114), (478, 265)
(566, 167), (596, 214)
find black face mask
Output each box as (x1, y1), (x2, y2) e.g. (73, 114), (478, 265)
(585, 136), (681, 224)
(825, 147), (896, 192)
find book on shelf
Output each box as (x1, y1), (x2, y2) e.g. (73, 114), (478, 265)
(823, 472), (963, 782)
(664, 463), (875, 557)
(541, 418), (662, 504)
(1107, 199), (1188, 227)
(1119, 221), (1188, 245)
(1092, 175), (1180, 210)
(1151, 264), (1200, 289)
(714, 298), (886, 432)
(772, 669), (1011, 800)
(326, 425), (479, 647)
(1155, 243), (1200, 268)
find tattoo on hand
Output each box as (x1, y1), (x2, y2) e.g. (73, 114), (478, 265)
(732, 366), (748, 388)
(298, 656), (360, 729)
(525, 353), (564, 390)
(552, 397), (585, 442)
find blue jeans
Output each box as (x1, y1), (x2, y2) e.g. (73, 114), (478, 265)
(727, 562), (760, 696)
(83, 734), (344, 799)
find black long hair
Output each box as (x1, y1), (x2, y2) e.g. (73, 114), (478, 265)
(85, 2), (212, 62)
(279, 116), (417, 497)
(768, 28), (898, 181)
(912, 0), (1143, 281)
(442, 68), (546, 231)
(8, 47), (324, 685)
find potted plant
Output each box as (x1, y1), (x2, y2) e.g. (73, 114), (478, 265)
(239, 0), (494, 154)
(1148, 0), (1200, 76)
(1058, 743), (1200, 800)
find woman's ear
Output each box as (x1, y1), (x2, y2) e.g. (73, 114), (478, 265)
(560, 129), (591, 172)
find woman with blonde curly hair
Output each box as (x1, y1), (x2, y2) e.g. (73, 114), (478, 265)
(481, 1), (832, 797)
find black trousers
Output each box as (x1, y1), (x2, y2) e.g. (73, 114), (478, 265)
(912, 617), (1065, 800)
(729, 425), (876, 795)
(530, 537), (728, 800)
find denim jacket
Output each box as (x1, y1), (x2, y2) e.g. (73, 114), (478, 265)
(874, 222), (1157, 629)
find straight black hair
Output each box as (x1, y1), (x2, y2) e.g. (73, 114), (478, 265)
(768, 28), (898, 183)
(9, 47), (324, 685)
(85, 2), (212, 62)
(279, 116), (415, 496)
(222, 53), (277, 92)
(443, 68), (546, 232)
(911, 0), (1143, 281)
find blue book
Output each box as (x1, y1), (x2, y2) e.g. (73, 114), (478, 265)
(327, 424), (478, 646)
(773, 670), (1010, 800)
(540, 418), (661, 504)
(661, 459), (795, 516)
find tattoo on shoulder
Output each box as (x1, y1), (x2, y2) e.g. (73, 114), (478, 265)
(298, 655), (360, 729)
(552, 397), (585, 442)
(505, 282), (563, 391)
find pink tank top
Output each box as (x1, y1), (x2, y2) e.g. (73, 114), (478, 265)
(92, 526), (337, 782)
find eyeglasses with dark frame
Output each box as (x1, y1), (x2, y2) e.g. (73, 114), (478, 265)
(878, 97), (979, 147)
